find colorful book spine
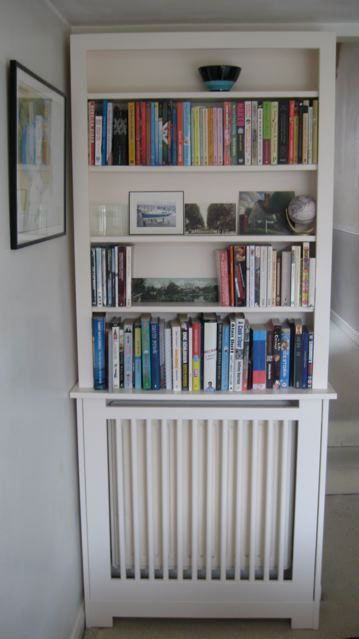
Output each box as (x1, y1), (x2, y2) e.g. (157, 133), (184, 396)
(262, 101), (271, 165)
(88, 100), (95, 165)
(95, 114), (102, 166)
(234, 317), (245, 392)
(302, 326), (309, 389)
(307, 330), (314, 388)
(165, 324), (172, 390)
(134, 320), (142, 390)
(204, 317), (217, 391)
(270, 101), (278, 165)
(150, 318), (160, 390)
(257, 101), (263, 166)
(223, 101), (232, 165)
(278, 99), (289, 164)
(280, 324), (291, 389)
(309, 257), (316, 307)
(216, 248), (230, 306)
(180, 317), (189, 390)
(183, 102), (191, 166)
(228, 315), (236, 391)
(128, 101), (136, 165)
(302, 242), (310, 307)
(251, 100), (258, 165)
(252, 327), (266, 390)
(124, 320), (133, 390)
(92, 314), (106, 390)
(192, 320), (201, 392)
(221, 321), (230, 391)
(110, 321), (120, 391)
(216, 320), (224, 390)
(237, 101), (245, 165)
(231, 102), (238, 165)
(244, 101), (252, 166)
(141, 315), (151, 390)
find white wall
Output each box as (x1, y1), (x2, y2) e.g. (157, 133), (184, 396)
(332, 43), (359, 335)
(0, 2), (83, 639)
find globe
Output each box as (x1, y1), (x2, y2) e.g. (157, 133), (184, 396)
(287, 196), (316, 233)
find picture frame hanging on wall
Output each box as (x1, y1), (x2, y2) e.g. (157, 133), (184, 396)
(8, 60), (66, 249)
(129, 191), (184, 235)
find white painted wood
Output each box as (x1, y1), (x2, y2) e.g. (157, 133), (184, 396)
(88, 91), (319, 100)
(71, 30), (336, 630)
(71, 383), (337, 401)
(99, 305), (314, 314)
(89, 164), (318, 173)
(91, 234), (316, 244)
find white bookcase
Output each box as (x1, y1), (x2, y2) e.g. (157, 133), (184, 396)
(70, 31), (336, 629)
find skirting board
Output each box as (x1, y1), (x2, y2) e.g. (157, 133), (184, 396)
(331, 310), (359, 346)
(68, 603), (85, 639)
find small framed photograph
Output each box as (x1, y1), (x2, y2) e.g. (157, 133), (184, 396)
(185, 202), (236, 235)
(129, 191), (184, 235)
(8, 60), (66, 249)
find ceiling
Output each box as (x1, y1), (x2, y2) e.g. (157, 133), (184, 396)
(47, 0), (359, 27)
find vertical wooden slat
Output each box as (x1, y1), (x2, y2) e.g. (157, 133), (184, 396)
(263, 420), (274, 582)
(130, 418), (140, 579)
(146, 419), (154, 580)
(220, 420), (228, 581)
(191, 419), (198, 581)
(249, 420), (258, 582)
(115, 420), (127, 580)
(161, 419), (169, 580)
(278, 420), (289, 581)
(176, 419), (183, 581)
(206, 419), (213, 581)
(234, 420), (242, 580)
(108, 423), (119, 570)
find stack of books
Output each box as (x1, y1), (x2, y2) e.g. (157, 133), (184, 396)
(91, 245), (132, 307)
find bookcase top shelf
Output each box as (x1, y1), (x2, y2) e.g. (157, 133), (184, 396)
(95, 305), (314, 314)
(89, 164), (318, 173)
(90, 235), (316, 244)
(88, 91), (319, 101)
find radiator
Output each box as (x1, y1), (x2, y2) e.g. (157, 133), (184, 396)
(107, 416), (297, 583)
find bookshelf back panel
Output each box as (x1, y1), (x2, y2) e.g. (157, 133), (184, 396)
(89, 172), (317, 213)
(87, 49), (318, 93)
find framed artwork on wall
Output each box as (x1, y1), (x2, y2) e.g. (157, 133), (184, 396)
(8, 60), (66, 249)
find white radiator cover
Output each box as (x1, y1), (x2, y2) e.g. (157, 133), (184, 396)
(77, 398), (329, 629)
(107, 416), (296, 582)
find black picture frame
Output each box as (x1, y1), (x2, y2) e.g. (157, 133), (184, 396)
(8, 60), (66, 249)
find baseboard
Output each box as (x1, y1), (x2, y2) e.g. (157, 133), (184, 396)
(331, 310), (359, 346)
(68, 603), (85, 639)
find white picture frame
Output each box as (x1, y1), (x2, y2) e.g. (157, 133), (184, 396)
(129, 191), (184, 235)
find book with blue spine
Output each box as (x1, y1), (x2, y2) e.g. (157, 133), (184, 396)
(252, 326), (266, 390)
(183, 101), (191, 166)
(221, 320), (230, 391)
(150, 318), (161, 390)
(92, 314), (106, 390)
(141, 315), (152, 389)
(280, 323), (291, 389)
(101, 99), (108, 165)
(301, 325), (309, 389)
(134, 319), (142, 390)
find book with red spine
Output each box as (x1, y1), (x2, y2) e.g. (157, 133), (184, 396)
(223, 101), (232, 165)
(237, 101), (245, 165)
(228, 245), (235, 307)
(192, 319), (201, 392)
(177, 101), (184, 166)
(216, 248), (230, 306)
(146, 102), (151, 165)
(88, 100), (96, 165)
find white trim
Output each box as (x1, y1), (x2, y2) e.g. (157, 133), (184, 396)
(71, 22), (359, 41)
(42, 0), (70, 26)
(333, 225), (359, 237)
(68, 604), (85, 639)
(331, 309), (359, 345)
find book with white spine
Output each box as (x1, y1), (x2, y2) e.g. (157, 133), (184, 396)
(95, 115), (102, 165)
(234, 316), (245, 391)
(228, 315), (236, 391)
(244, 101), (252, 166)
(260, 245), (267, 307)
(203, 316), (217, 391)
(271, 248), (277, 306)
(111, 322), (120, 390)
(171, 320), (182, 391)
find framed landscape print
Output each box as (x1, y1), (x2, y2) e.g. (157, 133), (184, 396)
(8, 60), (66, 249)
(129, 191), (184, 235)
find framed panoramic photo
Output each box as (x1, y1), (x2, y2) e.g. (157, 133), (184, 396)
(129, 191), (184, 235)
(8, 60), (66, 249)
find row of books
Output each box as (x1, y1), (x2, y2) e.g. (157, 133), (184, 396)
(91, 245), (132, 307)
(92, 313), (314, 392)
(88, 98), (318, 167)
(216, 242), (316, 308)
